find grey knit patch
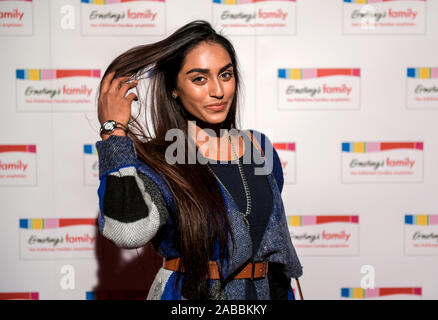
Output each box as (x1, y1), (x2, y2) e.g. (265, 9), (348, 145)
(209, 280), (227, 300)
(147, 267), (173, 300)
(102, 214), (160, 249)
(115, 166), (137, 177)
(137, 172), (169, 228)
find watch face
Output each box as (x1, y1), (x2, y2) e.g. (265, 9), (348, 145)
(103, 121), (115, 131)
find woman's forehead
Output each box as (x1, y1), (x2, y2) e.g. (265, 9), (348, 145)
(181, 42), (232, 72)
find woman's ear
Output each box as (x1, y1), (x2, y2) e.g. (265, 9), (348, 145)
(172, 90), (178, 99)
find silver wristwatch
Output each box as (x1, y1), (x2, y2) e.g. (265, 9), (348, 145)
(100, 120), (128, 135)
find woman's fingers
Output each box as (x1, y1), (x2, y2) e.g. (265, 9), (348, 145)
(100, 71), (115, 96)
(118, 80), (138, 98)
(109, 75), (131, 93)
(125, 92), (138, 103)
(97, 72), (136, 126)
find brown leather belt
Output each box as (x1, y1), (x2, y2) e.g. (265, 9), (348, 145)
(163, 258), (268, 280)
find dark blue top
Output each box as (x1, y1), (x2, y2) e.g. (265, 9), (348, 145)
(208, 135), (273, 258)
(208, 134), (274, 299)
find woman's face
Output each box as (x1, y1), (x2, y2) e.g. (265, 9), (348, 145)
(175, 41), (235, 125)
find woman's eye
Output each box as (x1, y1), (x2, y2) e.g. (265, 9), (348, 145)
(192, 72), (233, 83)
(193, 77), (205, 83)
(221, 72), (233, 80)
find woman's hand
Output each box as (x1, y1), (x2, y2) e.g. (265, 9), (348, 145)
(98, 71), (138, 139)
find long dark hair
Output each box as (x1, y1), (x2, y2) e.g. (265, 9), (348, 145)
(98, 20), (242, 299)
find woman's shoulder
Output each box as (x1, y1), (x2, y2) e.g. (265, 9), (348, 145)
(241, 128), (275, 153)
(242, 128), (272, 141)
(243, 128), (284, 192)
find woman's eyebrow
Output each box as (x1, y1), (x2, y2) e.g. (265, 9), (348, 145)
(186, 63), (233, 75)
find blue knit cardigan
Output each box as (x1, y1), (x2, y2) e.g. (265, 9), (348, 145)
(96, 129), (303, 300)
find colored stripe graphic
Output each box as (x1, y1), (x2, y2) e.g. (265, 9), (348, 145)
(213, 0), (295, 4)
(341, 287), (422, 298)
(19, 218), (97, 229)
(16, 69), (101, 80)
(84, 144), (98, 155)
(288, 215), (359, 227)
(405, 214), (438, 226)
(342, 142), (423, 153)
(407, 68), (438, 79)
(0, 292), (39, 300)
(0, 145), (36, 153)
(81, 0), (165, 3)
(278, 68), (360, 80)
(344, 0), (425, 3)
(273, 143), (295, 152)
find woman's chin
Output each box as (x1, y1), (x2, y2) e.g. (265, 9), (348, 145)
(203, 115), (227, 125)
(203, 109), (229, 123)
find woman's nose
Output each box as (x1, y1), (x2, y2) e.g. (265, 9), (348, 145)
(209, 78), (224, 99)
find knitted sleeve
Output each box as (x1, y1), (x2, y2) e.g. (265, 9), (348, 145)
(95, 135), (169, 249)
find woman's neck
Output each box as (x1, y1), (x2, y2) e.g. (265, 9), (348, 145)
(195, 120), (225, 138)
(184, 110), (226, 138)
(183, 108), (241, 161)
(187, 121), (244, 162)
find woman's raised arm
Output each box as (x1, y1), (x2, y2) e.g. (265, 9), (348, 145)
(95, 71), (169, 249)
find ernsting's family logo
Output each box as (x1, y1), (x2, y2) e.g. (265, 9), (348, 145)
(0, 0), (33, 35)
(341, 287), (422, 300)
(343, 0), (426, 34)
(342, 142), (424, 183)
(406, 67), (438, 110)
(19, 218), (97, 260)
(80, 0), (166, 36)
(212, 0), (296, 35)
(278, 68), (361, 110)
(404, 214), (438, 255)
(15, 69), (100, 112)
(288, 215), (359, 256)
(0, 145), (36, 186)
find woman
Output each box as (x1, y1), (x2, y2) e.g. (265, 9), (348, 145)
(96, 20), (302, 300)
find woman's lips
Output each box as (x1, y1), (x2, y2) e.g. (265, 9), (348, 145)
(205, 102), (226, 111)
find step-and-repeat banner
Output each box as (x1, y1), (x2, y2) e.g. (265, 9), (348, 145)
(1, 0), (437, 300)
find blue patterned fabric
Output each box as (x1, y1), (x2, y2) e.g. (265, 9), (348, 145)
(288, 288), (295, 300)
(95, 130), (303, 300)
(161, 272), (183, 300)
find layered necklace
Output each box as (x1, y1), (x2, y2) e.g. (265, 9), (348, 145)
(206, 131), (252, 231)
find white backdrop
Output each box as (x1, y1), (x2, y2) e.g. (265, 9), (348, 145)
(1, 0), (437, 300)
